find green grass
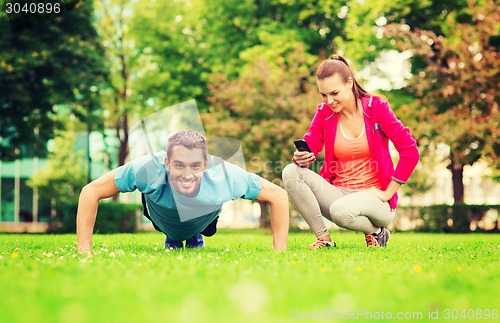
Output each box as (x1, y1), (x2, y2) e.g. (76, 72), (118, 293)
(1, 230), (499, 323)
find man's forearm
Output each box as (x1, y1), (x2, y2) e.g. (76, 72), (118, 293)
(75, 170), (119, 253)
(76, 186), (99, 253)
(269, 188), (289, 251)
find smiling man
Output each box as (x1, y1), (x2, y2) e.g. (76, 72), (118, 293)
(76, 130), (289, 253)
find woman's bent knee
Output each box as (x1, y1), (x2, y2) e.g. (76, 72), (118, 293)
(282, 163), (300, 181)
(329, 202), (352, 227)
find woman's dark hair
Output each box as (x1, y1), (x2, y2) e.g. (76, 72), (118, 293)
(316, 54), (371, 106)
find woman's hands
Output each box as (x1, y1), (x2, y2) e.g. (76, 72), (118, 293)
(292, 150), (316, 167)
(368, 186), (390, 202)
(368, 180), (402, 203)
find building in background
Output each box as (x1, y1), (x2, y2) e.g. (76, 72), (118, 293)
(0, 131), (111, 232)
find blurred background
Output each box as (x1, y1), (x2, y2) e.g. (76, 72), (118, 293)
(0, 0), (498, 234)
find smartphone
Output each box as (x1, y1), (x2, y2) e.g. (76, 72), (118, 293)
(294, 139), (311, 152)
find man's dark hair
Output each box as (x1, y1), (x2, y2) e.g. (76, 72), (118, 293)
(166, 130), (208, 160)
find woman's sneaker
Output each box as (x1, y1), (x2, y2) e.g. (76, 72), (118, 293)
(309, 239), (336, 249)
(365, 234), (380, 247)
(375, 227), (390, 247)
(365, 227), (390, 248)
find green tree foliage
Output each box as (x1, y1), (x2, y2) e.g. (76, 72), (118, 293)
(129, 0), (210, 110)
(0, 0), (108, 160)
(337, 0), (470, 66)
(193, 0), (348, 75)
(127, 0), (348, 113)
(262, 0), (347, 56)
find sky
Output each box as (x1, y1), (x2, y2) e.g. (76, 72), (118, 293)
(357, 50), (413, 92)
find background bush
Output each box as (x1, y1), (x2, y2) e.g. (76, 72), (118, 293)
(50, 202), (142, 234)
(396, 205), (500, 233)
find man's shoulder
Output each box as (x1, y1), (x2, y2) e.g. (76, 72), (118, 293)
(203, 156), (262, 200)
(115, 152), (166, 187)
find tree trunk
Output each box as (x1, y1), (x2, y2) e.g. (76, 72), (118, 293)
(451, 161), (465, 205)
(117, 114), (129, 167)
(112, 114), (128, 202)
(86, 120), (92, 183)
(259, 201), (271, 228)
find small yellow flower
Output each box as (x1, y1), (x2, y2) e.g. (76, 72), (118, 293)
(10, 252), (19, 259)
(356, 266), (362, 272)
(456, 266), (463, 272)
(291, 260), (297, 265)
(320, 266), (327, 273)
(413, 265), (422, 273)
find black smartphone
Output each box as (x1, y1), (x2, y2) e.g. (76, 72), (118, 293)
(294, 139), (311, 152)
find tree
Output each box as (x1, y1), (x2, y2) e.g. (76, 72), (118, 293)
(385, 0), (499, 204)
(128, 0), (349, 112)
(93, 0), (141, 170)
(128, 0), (210, 110)
(0, 0), (108, 160)
(336, 0), (470, 66)
(94, 0), (213, 172)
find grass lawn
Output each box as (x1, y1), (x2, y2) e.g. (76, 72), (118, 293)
(1, 230), (499, 323)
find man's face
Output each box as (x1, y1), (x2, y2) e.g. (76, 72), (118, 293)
(165, 145), (207, 197)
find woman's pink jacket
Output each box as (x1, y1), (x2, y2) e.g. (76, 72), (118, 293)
(303, 96), (420, 209)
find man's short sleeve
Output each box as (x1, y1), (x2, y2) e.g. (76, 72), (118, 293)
(114, 162), (139, 193)
(114, 154), (164, 193)
(222, 162), (262, 200)
(242, 172), (262, 200)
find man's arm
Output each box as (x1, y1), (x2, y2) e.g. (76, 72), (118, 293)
(77, 169), (120, 253)
(255, 178), (289, 251)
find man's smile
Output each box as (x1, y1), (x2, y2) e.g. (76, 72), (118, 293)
(179, 178), (196, 188)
